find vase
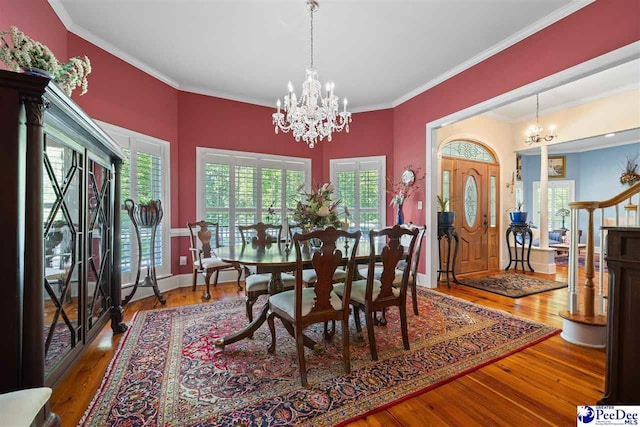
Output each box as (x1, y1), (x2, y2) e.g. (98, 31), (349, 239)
(396, 204), (404, 225)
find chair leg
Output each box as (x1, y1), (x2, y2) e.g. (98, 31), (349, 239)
(323, 320), (336, 340)
(411, 280), (419, 316)
(296, 325), (308, 387)
(246, 294), (256, 323)
(213, 270), (220, 287)
(342, 316), (351, 374)
(203, 270), (213, 300)
(353, 306), (363, 339)
(267, 310), (277, 354)
(191, 269), (198, 291)
(399, 304), (410, 350)
(365, 309), (378, 361)
(235, 264), (242, 291)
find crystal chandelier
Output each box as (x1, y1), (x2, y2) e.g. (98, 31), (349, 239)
(525, 94), (557, 144)
(272, 0), (351, 148)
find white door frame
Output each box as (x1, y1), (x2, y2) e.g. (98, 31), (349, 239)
(423, 41), (640, 287)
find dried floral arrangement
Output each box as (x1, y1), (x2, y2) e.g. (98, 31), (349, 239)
(620, 154), (640, 186)
(387, 165), (425, 206)
(0, 26), (91, 97)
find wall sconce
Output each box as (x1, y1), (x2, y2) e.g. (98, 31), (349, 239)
(505, 172), (515, 194)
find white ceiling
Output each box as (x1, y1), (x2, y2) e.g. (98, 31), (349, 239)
(49, 0), (587, 112)
(487, 59), (640, 122)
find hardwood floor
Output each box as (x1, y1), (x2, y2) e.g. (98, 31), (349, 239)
(51, 268), (605, 426)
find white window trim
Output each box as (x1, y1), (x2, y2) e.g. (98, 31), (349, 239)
(97, 120), (172, 284)
(532, 179), (575, 228)
(329, 156), (387, 230)
(196, 147), (312, 246)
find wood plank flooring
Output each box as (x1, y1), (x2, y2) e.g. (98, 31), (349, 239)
(50, 268), (605, 426)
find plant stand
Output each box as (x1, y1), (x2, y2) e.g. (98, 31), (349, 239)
(437, 225), (461, 288)
(122, 199), (166, 305)
(505, 223), (534, 273)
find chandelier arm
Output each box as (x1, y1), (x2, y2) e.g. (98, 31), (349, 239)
(310, 3), (314, 69)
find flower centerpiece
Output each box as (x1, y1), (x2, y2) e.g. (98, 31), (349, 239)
(0, 26), (91, 97)
(620, 154), (640, 187)
(290, 182), (347, 231)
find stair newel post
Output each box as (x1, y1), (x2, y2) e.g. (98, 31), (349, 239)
(598, 207), (606, 316)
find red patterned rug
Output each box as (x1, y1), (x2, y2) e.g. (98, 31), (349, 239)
(81, 289), (558, 426)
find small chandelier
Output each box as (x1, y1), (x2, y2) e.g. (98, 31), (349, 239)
(525, 94), (557, 145)
(272, 0), (351, 148)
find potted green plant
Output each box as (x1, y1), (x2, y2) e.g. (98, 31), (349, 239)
(437, 195), (455, 228)
(509, 200), (528, 224)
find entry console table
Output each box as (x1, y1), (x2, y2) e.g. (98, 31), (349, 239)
(599, 227), (640, 404)
(505, 223), (534, 273)
(0, 70), (126, 425)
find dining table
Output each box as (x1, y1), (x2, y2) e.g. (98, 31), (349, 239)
(213, 239), (388, 349)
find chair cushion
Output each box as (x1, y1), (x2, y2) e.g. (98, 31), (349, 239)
(0, 387), (52, 427)
(334, 279), (396, 304)
(358, 267), (403, 284)
(269, 287), (342, 318)
(301, 268), (347, 284)
(245, 273), (295, 292)
(194, 256), (230, 269)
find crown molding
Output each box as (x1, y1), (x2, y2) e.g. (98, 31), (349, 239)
(391, 0), (595, 108)
(178, 84), (273, 108)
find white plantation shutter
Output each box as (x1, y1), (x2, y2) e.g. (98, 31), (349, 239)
(331, 156), (386, 235)
(533, 180), (575, 229)
(197, 148), (311, 246)
(98, 122), (171, 285)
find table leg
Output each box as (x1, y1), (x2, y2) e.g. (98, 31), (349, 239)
(451, 231), (461, 285)
(526, 229), (535, 272)
(445, 233), (452, 288)
(215, 303), (268, 348)
(279, 317), (322, 351)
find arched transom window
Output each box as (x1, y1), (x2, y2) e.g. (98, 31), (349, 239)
(441, 140), (496, 163)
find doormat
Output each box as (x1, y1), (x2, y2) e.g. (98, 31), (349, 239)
(460, 273), (567, 298)
(80, 289), (557, 426)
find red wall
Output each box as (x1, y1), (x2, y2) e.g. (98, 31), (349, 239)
(3, 0), (639, 277)
(321, 108), (397, 224)
(0, 0), (67, 68)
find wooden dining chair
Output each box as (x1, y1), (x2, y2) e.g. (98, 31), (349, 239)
(288, 223), (348, 287)
(359, 224), (426, 316)
(188, 221), (242, 300)
(267, 226), (361, 386)
(335, 225), (418, 361)
(239, 222), (295, 322)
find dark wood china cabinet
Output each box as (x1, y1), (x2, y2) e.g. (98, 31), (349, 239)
(0, 69), (126, 424)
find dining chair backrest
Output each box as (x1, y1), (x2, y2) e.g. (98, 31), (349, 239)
(404, 224), (426, 281)
(238, 222), (282, 245)
(292, 227), (361, 320)
(288, 223), (305, 240)
(187, 220), (221, 261)
(364, 225), (419, 301)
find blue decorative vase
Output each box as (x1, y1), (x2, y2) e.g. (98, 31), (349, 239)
(396, 204), (404, 225)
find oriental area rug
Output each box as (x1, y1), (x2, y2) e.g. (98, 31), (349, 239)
(80, 289), (558, 426)
(461, 273), (567, 298)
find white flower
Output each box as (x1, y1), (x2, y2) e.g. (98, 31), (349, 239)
(326, 183), (335, 192)
(317, 205), (330, 217)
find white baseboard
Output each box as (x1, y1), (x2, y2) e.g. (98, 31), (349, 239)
(416, 272), (436, 288)
(124, 270), (242, 304)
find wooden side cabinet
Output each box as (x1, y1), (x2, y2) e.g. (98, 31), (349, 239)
(0, 69), (127, 425)
(599, 227), (640, 404)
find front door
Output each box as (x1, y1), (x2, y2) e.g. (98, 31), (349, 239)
(442, 156), (500, 275)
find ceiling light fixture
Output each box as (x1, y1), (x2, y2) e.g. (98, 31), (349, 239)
(524, 94), (557, 145)
(272, 0), (351, 148)
(605, 133), (616, 138)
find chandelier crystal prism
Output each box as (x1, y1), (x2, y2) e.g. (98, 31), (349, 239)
(525, 94), (557, 145)
(272, 0), (351, 148)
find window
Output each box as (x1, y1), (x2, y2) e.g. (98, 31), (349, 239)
(532, 180), (575, 229)
(197, 148), (310, 246)
(441, 140), (496, 163)
(98, 122), (171, 285)
(330, 156), (386, 235)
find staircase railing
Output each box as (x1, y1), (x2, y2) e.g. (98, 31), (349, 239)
(567, 181), (640, 318)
